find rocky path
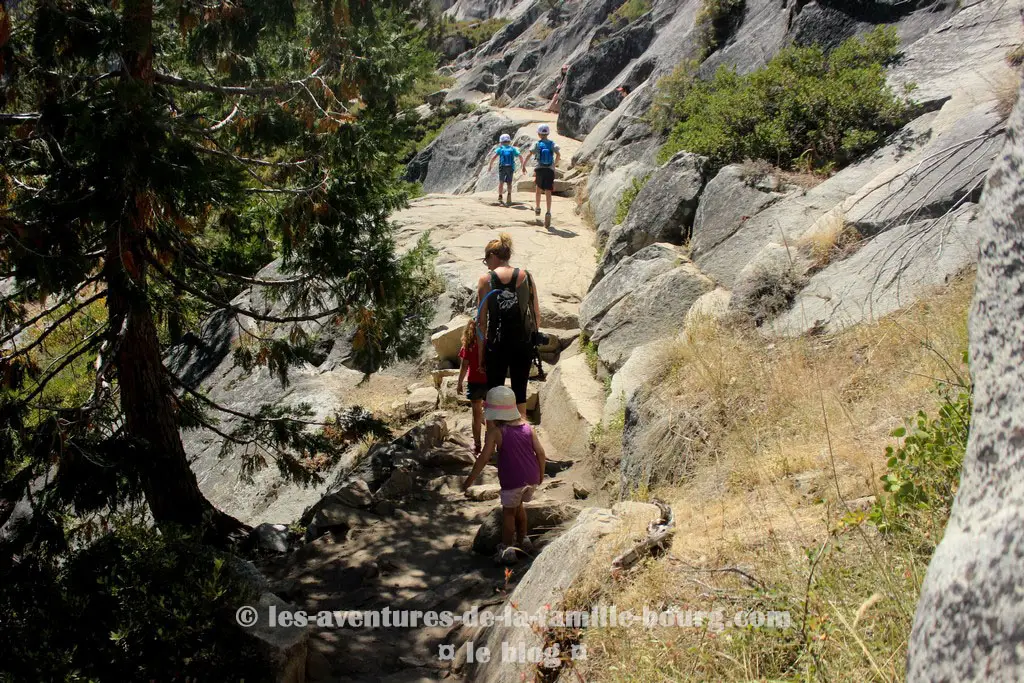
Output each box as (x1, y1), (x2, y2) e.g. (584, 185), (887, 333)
(256, 121), (609, 682)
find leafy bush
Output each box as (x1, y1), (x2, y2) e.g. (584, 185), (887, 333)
(869, 383), (970, 537)
(658, 27), (913, 172)
(614, 174), (650, 224)
(0, 523), (273, 682)
(611, 0), (651, 25)
(580, 334), (601, 375)
(441, 18), (510, 50)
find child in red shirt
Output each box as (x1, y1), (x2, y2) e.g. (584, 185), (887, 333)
(457, 321), (488, 453)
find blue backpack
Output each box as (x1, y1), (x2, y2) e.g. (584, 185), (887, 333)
(496, 145), (517, 167)
(536, 139), (555, 167)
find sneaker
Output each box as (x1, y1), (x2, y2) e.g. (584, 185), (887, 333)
(493, 543), (518, 565)
(516, 537), (536, 555)
(498, 192), (503, 203)
(534, 206), (541, 217)
(506, 193), (512, 206)
(544, 212), (551, 229)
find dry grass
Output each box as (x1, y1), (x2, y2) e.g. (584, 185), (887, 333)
(561, 272), (974, 682)
(993, 67), (1021, 119)
(738, 158), (826, 191)
(797, 211), (863, 271)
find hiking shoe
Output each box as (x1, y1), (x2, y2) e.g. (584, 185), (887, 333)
(544, 212), (551, 229)
(493, 544), (518, 565)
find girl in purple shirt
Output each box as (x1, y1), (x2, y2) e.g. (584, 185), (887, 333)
(462, 385), (546, 565)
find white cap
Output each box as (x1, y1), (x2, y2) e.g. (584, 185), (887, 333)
(499, 133), (512, 143)
(537, 123), (550, 135)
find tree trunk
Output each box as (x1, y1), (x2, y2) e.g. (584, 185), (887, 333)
(109, 0), (247, 543)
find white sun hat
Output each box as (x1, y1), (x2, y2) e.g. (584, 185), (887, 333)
(499, 133), (512, 143)
(537, 123), (550, 135)
(485, 386), (521, 421)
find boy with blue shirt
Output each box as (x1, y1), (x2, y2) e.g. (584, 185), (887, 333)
(487, 133), (520, 206)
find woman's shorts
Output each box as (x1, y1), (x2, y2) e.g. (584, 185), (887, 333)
(466, 382), (488, 402)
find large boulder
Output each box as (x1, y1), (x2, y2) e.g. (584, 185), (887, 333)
(906, 78), (1024, 682)
(770, 203), (980, 336)
(580, 243), (681, 335)
(431, 315), (472, 363)
(404, 110), (520, 194)
(466, 507), (622, 682)
(242, 592), (309, 683)
(595, 152), (708, 283)
(690, 164), (787, 260)
(694, 109), (941, 288)
(590, 261), (714, 372)
(844, 100), (1006, 235)
(538, 354), (605, 462)
(602, 340), (669, 427)
(404, 387), (440, 417)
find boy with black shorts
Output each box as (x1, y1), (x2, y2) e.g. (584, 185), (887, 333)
(523, 124), (561, 228)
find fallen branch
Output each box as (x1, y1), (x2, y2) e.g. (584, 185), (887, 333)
(610, 499), (675, 572)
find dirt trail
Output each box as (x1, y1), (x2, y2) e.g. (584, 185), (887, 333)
(258, 121), (603, 683)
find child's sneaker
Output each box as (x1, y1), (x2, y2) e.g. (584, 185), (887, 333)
(493, 543), (518, 565)
(544, 212), (551, 229)
(505, 192), (512, 206)
(516, 537), (536, 555)
(534, 206), (541, 217)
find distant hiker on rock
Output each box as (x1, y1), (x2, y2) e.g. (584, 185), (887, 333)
(456, 320), (487, 454)
(462, 385), (546, 565)
(523, 124), (560, 229)
(477, 233), (540, 419)
(487, 133), (520, 206)
(548, 64), (569, 113)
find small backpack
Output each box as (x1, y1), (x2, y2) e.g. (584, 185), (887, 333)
(496, 145), (517, 167)
(487, 269), (535, 350)
(537, 139), (555, 167)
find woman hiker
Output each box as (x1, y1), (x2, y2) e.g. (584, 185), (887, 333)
(476, 233), (540, 421)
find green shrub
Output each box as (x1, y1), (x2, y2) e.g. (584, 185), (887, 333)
(614, 174), (650, 224)
(658, 26), (913, 172)
(0, 523), (273, 682)
(648, 59), (699, 132)
(611, 0), (651, 25)
(441, 18), (510, 49)
(580, 334), (600, 375)
(868, 383), (970, 538)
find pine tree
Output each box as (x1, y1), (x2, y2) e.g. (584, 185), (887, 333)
(0, 0), (440, 550)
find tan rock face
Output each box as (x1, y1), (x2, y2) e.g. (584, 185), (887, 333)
(393, 193), (597, 330)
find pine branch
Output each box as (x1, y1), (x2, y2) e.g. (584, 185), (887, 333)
(144, 248), (350, 323)
(191, 143), (312, 168)
(166, 369), (329, 426)
(1, 288), (106, 350)
(19, 335), (104, 406)
(0, 114), (41, 124)
(153, 66), (328, 97)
